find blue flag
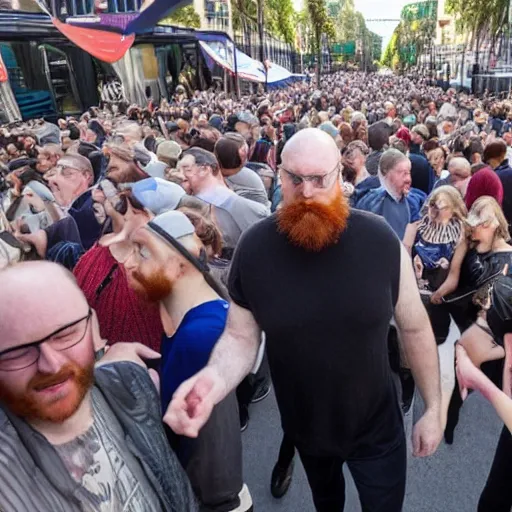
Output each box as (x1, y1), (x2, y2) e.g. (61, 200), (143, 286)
(123, 0), (191, 35)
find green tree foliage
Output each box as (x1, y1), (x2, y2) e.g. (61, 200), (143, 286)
(162, 5), (201, 29)
(381, 17), (435, 70)
(265, 0), (296, 45)
(232, 0), (296, 45)
(336, 0), (357, 42)
(306, 0), (332, 82)
(446, 0), (508, 45)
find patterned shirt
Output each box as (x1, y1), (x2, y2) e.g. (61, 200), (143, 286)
(54, 391), (163, 512)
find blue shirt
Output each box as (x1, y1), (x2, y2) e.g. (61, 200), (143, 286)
(160, 300), (229, 411)
(354, 186), (411, 239)
(381, 193), (411, 240)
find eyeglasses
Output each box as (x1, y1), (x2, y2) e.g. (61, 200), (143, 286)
(44, 166), (81, 180)
(279, 162), (340, 189)
(0, 309), (92, 372)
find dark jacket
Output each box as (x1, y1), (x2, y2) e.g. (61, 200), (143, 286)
(69, 189), (102, 250)
(0, 362), (198, 512)
(410, 153), (435, 195)
(496, 159), (512, 232)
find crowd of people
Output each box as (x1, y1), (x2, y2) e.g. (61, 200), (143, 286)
(2, 70), (512, 511)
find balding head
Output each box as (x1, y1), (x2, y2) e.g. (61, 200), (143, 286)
(448, 157), (471, 177)
(0, 262), (88, 348)
(280, 129), (341, 205)
(281, 128), (340, 173)
(448, 157), (471, 195)
(0, 262), (97, 425)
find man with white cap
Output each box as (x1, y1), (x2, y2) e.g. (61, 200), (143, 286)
(120, 210), (253, 512)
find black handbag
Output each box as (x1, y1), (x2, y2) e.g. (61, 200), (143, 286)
(443, 250), (507, 304)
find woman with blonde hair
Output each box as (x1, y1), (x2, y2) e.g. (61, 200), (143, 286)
(409, 186), (468, 343)
(432, 196), (512, 444)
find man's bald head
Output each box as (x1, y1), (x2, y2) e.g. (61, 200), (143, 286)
(448, 157), (471, 195)
(0, 262), (88, 348)
(448, 157), (471, 178)
(281, 128), (340, 174)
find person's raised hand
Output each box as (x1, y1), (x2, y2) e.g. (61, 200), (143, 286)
(98, 342), (160, 368)
(412, 407), (442, 457)
(163, 366), (226, 438)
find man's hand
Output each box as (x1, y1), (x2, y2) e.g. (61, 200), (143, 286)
(97, 342), (161, 389)
(97, 342), (160, 368)
(163, 366), (227, 438)
(412, 408), (442, 457)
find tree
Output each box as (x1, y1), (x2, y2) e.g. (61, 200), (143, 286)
(265, 0), (296, 45)
(162, 5), (201, 29)
(232, 0), (297, 46)
(306, 0), (332, 83)
(337, 0), (357, 43)
(381, 16), (435, 71)
(446, 0), (508, 65)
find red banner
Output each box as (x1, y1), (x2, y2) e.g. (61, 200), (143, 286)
(0, 54), (8, 83)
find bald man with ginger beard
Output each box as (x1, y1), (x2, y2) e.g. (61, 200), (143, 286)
(165, 128), (442, 512)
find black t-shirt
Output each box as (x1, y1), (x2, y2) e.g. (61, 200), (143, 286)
(228, 209), (403, 458)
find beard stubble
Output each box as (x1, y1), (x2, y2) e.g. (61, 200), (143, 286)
(0, 361), (94, 423)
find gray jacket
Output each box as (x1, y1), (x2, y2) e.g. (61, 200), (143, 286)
(0, 362), (198, 512)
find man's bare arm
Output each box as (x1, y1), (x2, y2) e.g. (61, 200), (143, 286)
(395, 243), (441, 412)
(207, 302), (262, 403)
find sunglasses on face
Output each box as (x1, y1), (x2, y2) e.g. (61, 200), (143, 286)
(279, 162), (340, 190)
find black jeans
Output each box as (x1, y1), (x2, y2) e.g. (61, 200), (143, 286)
(421, 295), (476, 345)
(276, 433), (296, 468)
(298, 435), (406, 512)
(478, 426), (512, 512)
(166, 391), (243, 512)
(236, 351), (271, 411)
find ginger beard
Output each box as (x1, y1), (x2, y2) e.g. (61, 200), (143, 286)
(0, 362), (94, 423)
(131, 267), (173, 303)
(277, 183), (350, 251)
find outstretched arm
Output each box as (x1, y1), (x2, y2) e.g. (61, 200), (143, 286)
(207, 302), (262, 399)
(457, 344), (512, 432)
(395, 242), (442, 456)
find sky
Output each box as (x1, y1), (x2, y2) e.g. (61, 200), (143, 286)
(356, 0), (409, 49)
(293, 0), (410, 50)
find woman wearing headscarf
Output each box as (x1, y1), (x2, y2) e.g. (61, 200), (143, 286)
(465, 166), (504, 210)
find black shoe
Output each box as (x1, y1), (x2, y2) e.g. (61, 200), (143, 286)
(240, 405), (249, 432)
(444, 428), (454, 445)
(251, 383), (271, 403)
(270, 460), (294, 499)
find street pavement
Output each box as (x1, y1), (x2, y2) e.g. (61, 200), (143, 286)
(242, 322), (503, 512)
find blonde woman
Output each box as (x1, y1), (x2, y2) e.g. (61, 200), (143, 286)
(409, 186), (468, 345)
(439, 197), (512, 444)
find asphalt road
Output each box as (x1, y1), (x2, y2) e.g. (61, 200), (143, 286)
(241, 322), (503, 512)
